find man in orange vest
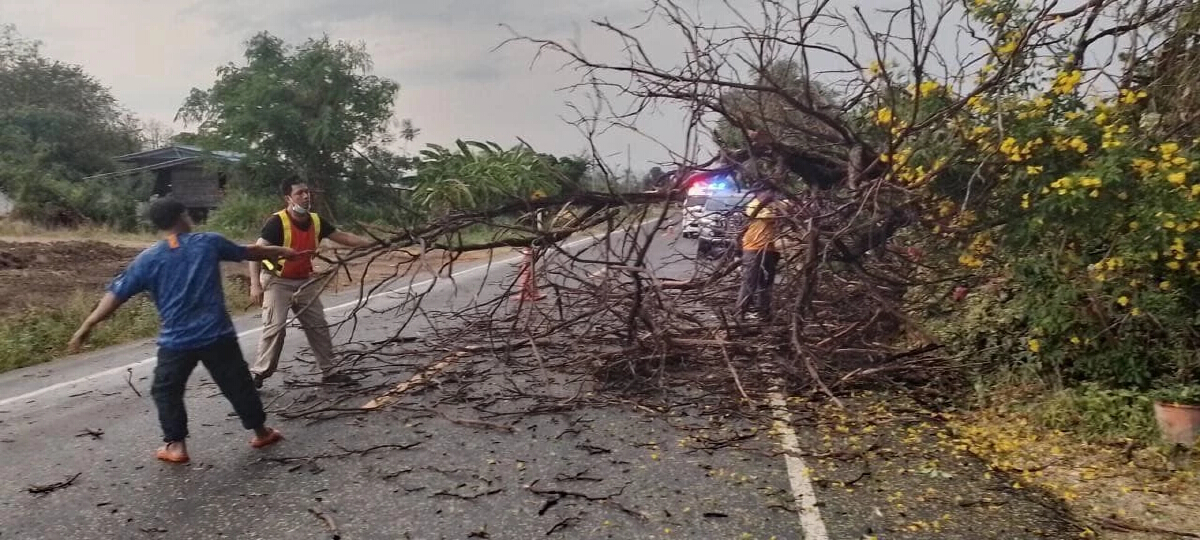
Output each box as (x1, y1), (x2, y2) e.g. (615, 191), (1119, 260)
(737, 187), (791, 320)
(248, 177), (374, 388)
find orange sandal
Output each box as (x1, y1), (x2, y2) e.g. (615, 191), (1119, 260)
(250, 428), (284, 449)
(155, 444), (190, 464)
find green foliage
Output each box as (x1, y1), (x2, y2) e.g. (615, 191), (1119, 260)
(8, 170), (149, 230)
(893, 4), (1200, 391)
(204, 189), (279, 240)
(1152, 385), (1200, 406)
(0, 26), (139, 176)
(0, 25), (142, 229)
(0, 293), (158, 373)
(0, 278), (254, 374)
(409, 140), (575, 217)
(178, 32), (403, 213)
(1034, 384), (1159, 443)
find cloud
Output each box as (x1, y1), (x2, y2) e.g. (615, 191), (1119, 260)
(0, 0), (764, 168)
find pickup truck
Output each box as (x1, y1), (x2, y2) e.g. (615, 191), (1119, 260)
(696, 193), (750, 259)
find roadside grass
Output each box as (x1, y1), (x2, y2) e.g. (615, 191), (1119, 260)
(0, 219), (157, 245)
(0, 277), (253, 374)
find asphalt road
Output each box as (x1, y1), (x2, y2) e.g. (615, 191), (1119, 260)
(0, 224), (1080, 540)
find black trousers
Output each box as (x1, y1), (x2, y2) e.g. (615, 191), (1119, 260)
(737, 249), (780, 315)
(153, 335), (266, 442)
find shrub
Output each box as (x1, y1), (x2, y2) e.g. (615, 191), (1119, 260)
(204, 188), (278, 240)
(891, 4), (1200, 390)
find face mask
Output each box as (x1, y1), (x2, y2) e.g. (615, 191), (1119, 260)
(289, 203), (309, 215)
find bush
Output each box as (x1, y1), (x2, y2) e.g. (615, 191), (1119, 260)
(204, 189), (278, 240)
(1034, 384), (1159, 443)
(890, 4), (1200, 391)
(8, 170), (150, 231)
(0, 277), (254, 374)
(0, 293), (159, 373)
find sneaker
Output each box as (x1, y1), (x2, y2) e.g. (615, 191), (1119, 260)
(321, 372), (357, 386)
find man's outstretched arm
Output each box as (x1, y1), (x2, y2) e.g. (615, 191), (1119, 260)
(327, 230), (374, 248)
(68, 293), (125, 353)
(245, 242), (298, 263)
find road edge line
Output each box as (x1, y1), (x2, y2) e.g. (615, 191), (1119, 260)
(768, 389), (831, 540)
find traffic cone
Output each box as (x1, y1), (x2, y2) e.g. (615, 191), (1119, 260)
(514, 248), (546, 302)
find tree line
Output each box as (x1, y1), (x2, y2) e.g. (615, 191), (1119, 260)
(0, 26), (614, 235)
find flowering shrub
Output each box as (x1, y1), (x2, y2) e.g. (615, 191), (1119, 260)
(885, 1), (1200, 388)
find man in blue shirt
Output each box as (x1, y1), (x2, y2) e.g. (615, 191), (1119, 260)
(69, 199), (304, 464)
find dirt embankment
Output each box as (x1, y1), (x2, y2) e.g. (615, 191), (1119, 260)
(0, 241), (143, 313)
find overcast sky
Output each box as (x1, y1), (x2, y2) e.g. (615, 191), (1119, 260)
(0, 0), (715, 170)
(1, 0), (999, 171)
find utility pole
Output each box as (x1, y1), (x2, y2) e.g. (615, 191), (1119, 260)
(625, 144), (632, 190)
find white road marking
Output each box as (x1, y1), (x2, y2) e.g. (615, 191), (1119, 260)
(0, 230), (622, 408)
(769, 390), (831, 540)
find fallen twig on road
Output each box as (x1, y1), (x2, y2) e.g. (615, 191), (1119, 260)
(27, 472), (81, 495)
(125, 367), (142, 397)
(308, 507), (341, 540)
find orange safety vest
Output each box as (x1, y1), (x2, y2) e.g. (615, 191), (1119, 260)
(741, 198), (779, 252)
(261, 210), (321, 279)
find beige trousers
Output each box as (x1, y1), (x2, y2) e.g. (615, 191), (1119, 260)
(251, 272), (336, 378)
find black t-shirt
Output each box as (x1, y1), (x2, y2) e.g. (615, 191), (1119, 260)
(260, 213), (337, 246)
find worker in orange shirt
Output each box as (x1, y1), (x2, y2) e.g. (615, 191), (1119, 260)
(737, 187), (790, 320)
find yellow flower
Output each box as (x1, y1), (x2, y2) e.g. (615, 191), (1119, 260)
(868, 61), (882, 75)
(1132, 307), (1142, 316)
(1067, 137), (1089, 153)
(1052, 70), (1083, 95)
(1160, 142), (1180, 158)
(1119, 88), (1148, 105)
(1117, 296), (1129, 306)
(1129, 221), (1139, 230)
(1168, 261), (1182, 270)
(967, 95), (990, 114)
(1160, 281), (1173, 291)
(1026, 165), (1043, 175)
(875, 107), (894, 125)
(1021, 193), (1031, 209)
(1132, 158), (1156, 176)
(1028, 339), (1041, 353)
(1168, 171), (1187, 185)
(917, 80), (940, 97)
(1070, 336), (1082, 345)
(997, 39), (1018, 56)
(1079, 176), (1101, 188)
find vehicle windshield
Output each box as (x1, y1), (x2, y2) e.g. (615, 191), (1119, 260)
(704, 195), (747, 212)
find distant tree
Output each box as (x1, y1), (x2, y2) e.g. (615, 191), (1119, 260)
(0, 25), (139, 179)
(178, 32), (404, 218)
(139, 119), (176, 150)
(641, 166), (664, 190)
(0, 25), (142, 228)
